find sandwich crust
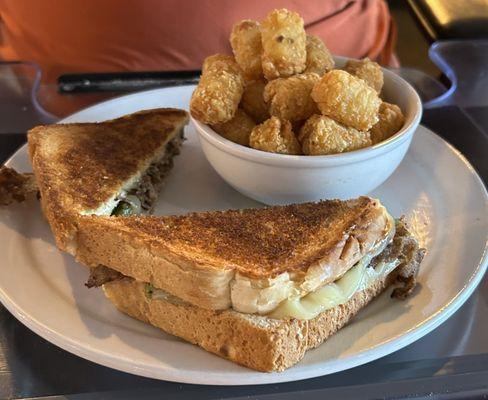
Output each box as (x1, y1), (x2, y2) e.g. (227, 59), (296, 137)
(77, 197), (391, 310)
(28, 108), (188, 253)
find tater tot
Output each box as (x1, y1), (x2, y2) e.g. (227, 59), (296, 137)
(240, 80), (269, 123)
(344, 58), (384, 94)
(230, 20), (263, 80)
(201, 54), (238, 74)
(250, 116), (301, 154)
(211, 108), (256, 146)
(299, 115), (372, 155)
(370, 102), (405, 144)
(304, 35), (334, 75)
(261, 9), (307, 80)
(190, 54), (244, 125)
(263, 73), (320, 121)
(311, 70), (381, 131)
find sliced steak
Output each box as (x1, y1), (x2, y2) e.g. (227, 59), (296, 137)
(114, 131), (185, 214)
(85, 265), (125, 288)
(0, 166), (38, 205)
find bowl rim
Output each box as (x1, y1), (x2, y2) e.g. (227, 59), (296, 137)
(192, 58), (423, 168)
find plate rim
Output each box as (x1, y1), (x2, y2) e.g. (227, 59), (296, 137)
(0, 86), (487, 385)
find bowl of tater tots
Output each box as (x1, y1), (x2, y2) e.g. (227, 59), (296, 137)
(190, 8), (422, 204)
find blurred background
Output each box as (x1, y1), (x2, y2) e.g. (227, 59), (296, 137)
(0, 0), (486, 121)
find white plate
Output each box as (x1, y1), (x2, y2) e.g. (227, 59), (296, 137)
(0, 86), (487, 385)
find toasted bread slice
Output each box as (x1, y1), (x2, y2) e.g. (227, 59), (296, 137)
(28, 108), (188, 253)
(77, 197), (393, 311)
(103, 221), (424, 372)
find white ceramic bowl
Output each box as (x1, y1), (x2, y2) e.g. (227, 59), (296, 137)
(192, 58), (422, 205)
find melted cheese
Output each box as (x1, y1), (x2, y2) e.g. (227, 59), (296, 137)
(267, 256), (399, 320)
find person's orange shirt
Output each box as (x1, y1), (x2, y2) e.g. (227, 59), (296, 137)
(0, 0), (397, 86)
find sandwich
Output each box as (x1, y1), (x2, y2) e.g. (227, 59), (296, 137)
(74, 196), (425, 372)
(27, 108), (189, 254)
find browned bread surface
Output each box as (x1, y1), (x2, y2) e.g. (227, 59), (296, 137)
(78, 196), (382, 278)
(28, 108), (188, 252)
(28, 108), (188, 212)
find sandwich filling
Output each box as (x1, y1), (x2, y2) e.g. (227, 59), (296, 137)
(268, 246), (398, 320)
(111, 132), (184, 216)
(122, 219), (423, 320)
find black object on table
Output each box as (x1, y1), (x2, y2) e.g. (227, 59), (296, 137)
(408, 0), (488, 40)
(58, 70), (201, 93)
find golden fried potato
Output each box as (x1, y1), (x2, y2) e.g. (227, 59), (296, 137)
(201, 54), (234, 73)
(190, 54), (244, 125)
(250, 116), (301, 154)
(230, 20), (263, 80)
(304, 35), (334, 75)
(261, 9), (307, 80)
(299, 115), (372, 155)
(263, 73), (320, 122)
(311, 70), (381, 131)
(344, 58), (384, 94)
(370, 102), (405, 144)
(240, 80), (269, 123)
(211, 108), (256, 146)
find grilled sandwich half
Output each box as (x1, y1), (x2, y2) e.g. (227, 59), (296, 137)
(75, 197), (425, 372)
(27, 108), (189, 254)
